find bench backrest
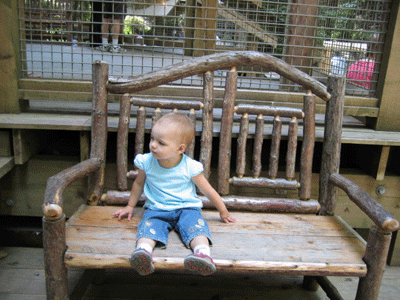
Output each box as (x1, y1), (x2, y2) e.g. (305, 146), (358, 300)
(91, 51), (333, 211)
(217, 75), (317, 200)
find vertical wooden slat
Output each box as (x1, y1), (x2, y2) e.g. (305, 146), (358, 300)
(200, 71), (214, 180)
(356, 227), (392, 300)
(286, 117), (298, 180)
(88, 61), (108, 205)
(117, 94), (131, 191)
(218, 67), (238, 195)
(135, 106), (146, 157)
(319, 76), (345, 214)
(186, 108), (196, 158)
(237, 113), (249, 178)
(152, 108), (162, 126)
(253, 114), (264, 178)
(269, 115), (282, 179)
(299, 91), (316, 201)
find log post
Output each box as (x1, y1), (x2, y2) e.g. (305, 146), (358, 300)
(117, 94), (131, 191)
(43, 215), (68, 300)
(218, 67), (238, 195)
(253, 114), (264, 178)
(356, 227), (392, 300)
(186, 108), (196, 158)
(200, 71), (214, 180)
(236, 113), (249, 178)
(286, 117), (298, 180)
(135, 106), (146, 156)
(88, 61), (108, 205)
(268, 115), (281, 179)
(319, 76), (345, 214)
(299, 91), (315, 200)
(152, 108), (162, 126)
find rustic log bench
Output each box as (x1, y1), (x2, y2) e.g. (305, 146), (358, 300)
(42, 51), (399, 300)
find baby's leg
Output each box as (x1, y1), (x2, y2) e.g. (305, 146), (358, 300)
(132, 209), (172, 275)
(131, 238), (156, 276)
(190, 235), (211, 256)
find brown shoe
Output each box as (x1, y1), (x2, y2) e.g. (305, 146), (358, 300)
(184, 253), (216, 276)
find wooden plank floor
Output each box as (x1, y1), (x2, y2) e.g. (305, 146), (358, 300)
(1, 247), (400, 299)
(64, 206), (366, 277)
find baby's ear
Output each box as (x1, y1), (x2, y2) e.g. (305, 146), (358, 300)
(178, 144), (187, 154)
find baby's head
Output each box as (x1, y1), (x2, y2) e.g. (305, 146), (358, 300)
(152, 112), (195, 149)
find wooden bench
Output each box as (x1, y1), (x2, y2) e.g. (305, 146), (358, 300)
(42, 51), (399, 300)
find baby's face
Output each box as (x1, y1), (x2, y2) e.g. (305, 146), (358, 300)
(149, 124), (184, 162)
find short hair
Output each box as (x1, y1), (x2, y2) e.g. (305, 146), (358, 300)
(153, 112), (195, 146)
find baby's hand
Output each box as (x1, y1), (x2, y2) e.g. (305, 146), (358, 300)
(220, 211), (236, 224)
(112, 206), (134, 221)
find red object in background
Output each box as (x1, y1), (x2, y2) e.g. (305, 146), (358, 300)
(347, 59), (375, 89)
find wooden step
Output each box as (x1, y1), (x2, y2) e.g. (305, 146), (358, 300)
(0, 111), (400, 146)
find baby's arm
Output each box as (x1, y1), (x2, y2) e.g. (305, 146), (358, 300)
(113, 169), (146, 221)
(192, 173), (236, 223)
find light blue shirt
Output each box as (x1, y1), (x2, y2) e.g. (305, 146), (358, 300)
(134, 153), (204, 211)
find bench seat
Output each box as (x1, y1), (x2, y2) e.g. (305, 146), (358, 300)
(65, 205), (366, 277)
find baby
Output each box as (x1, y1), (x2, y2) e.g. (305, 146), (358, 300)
(113, 112), (236, 276)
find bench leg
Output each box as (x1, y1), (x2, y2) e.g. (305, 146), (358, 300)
(70, 269), (106, 299)
(315, 276), (344, 300)
(303, 276), (344, 300)
(356, 227), (392, 300)
(302, 276), (319, 291)
(43, 215), (68, 300)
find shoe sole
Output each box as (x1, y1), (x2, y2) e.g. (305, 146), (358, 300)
(130, 250), (155, 276)
(184, 255), (216, 276)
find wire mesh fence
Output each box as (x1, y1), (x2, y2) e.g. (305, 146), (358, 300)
(19, 0), (393, 97)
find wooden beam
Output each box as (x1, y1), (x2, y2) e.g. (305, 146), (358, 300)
(374, 1), (400, 131)
(17, 79), (380, 117)
(376, 146), (390, 181)
(12, 129), (43, 165)
(193, 0), (218, 56)
(284, 0), (319, 77)
(80, 131), (90, 162)
(217, 2), (277, 47)
(0, 2), (21, 113)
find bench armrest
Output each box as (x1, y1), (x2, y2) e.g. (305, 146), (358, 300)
(329, 173), (399, 233)
(43, 158), (102, 220)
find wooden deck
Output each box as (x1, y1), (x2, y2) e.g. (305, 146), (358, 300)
(1, 246), (399, 299)
(1, 101), (399, 146)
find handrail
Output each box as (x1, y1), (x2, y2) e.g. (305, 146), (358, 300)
(107, 51), (331, 101)
(43, 158), (102, 220)
(329, 173), (399, 233)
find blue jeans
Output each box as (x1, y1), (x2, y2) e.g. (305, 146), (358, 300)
(136, 208), (212, 249)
